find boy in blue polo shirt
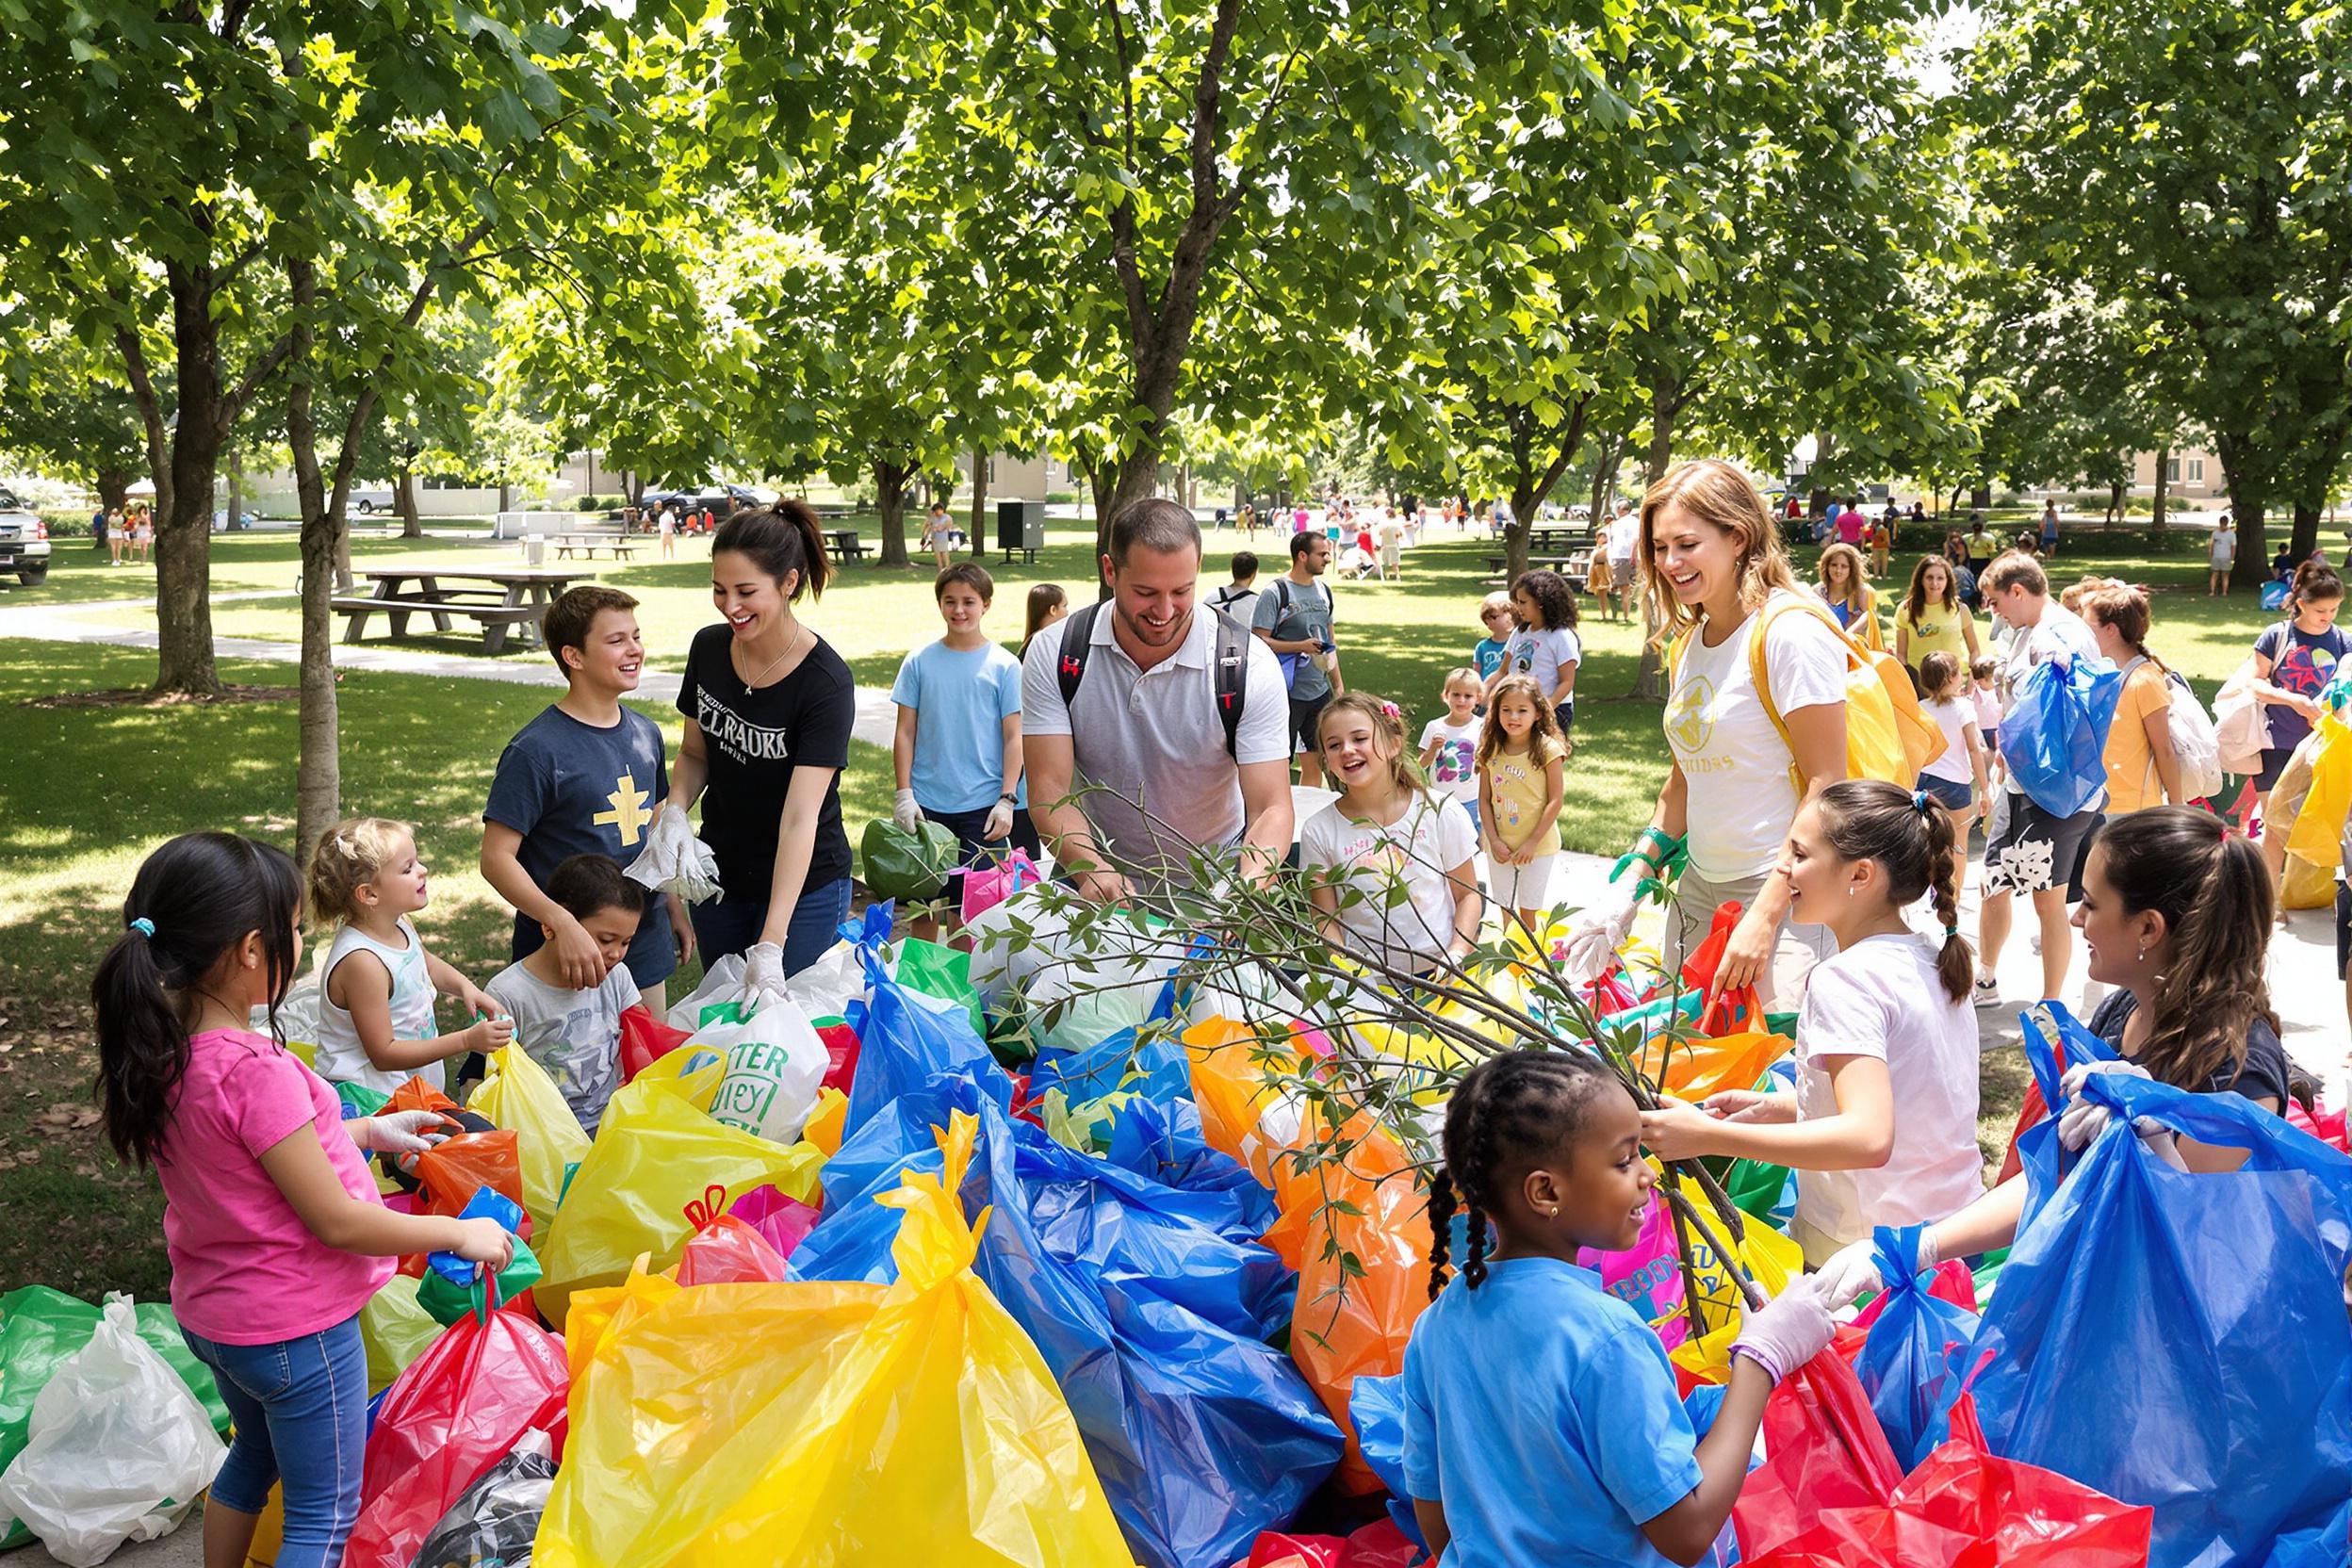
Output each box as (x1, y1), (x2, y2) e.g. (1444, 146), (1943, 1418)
(481, 585), (691, 1015)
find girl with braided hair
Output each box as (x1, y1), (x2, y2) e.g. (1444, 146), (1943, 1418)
(1638, 780), (1984, 1265)
(1403, 1050), (1836, 1567)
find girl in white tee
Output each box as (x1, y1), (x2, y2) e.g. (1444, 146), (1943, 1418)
(1301, 694), (1482, 978)
(1565, 460), (1850, 1006)
(1637, 780), (1984, 1264)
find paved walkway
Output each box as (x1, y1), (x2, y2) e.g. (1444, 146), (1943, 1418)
(0, 594), (902, 748)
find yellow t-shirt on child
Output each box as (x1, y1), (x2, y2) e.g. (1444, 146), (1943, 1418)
(1484, 749), (1554, 849)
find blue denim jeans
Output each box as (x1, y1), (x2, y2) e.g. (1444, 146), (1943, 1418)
(689, 875), (853, 974)
(182, 1314), (368, 1568)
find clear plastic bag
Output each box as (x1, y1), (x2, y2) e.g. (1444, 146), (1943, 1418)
(408, 1429), (556, 1568)
(0, 1296), (225, 1567)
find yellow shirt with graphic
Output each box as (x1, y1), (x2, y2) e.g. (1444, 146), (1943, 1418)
(1483, 749), (1554, 848)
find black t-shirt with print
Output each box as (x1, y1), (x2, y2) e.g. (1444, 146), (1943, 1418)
(2086, 988), (2292, 1107)
(678, 622), (856, 902)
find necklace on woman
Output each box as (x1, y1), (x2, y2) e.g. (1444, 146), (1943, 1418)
(735, 621), (808, 689)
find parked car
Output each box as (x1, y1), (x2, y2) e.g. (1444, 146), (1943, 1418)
(0, 490), (52, 586)
(211, 509), (258, 531)
(346, 487), (397, 514)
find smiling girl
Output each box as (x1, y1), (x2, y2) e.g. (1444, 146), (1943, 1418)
(1478, 675), (1569, 931)
(651, 501), (853, 1011)
(1895, 555), (1982, 678)
(1302, 694), (1483, 976)
(1565, 460), (1850, 1007)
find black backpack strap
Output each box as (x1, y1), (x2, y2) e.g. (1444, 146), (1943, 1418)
(1055, 601), (1102, 712)
(1210, 609), (1250, 760)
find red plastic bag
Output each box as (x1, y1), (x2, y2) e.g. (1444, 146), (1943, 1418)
(672, 1215), (792, 1284)
(617, 1004), (692, 1086)
(814, 1019), (860, 1094)
(2286, 1096), (2351, 1152)
(726, 1184), (819, 1261)
(342, 1307), (569, 1568)
(1244, 1520), (1426, 1568)
(1734, 1356), (2152, 1567)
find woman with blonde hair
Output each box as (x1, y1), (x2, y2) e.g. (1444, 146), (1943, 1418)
(1564, 459), (1851, 1004)
(1814, 542), (1883, 651)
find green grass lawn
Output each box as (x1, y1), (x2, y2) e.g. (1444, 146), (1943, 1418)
(0, 516), (2287, 1296)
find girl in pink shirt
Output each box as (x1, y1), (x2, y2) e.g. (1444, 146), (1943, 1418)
(94, 832), (513, 1568)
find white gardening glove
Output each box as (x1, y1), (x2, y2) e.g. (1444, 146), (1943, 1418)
(892, 789), (923, 833)
(1812, 1238), (1886, 1310)
(1558, 875), (1640, 985)
(627, 804), (722, 904)
(351, 1108), (453, 1155)
(2056, 1058), (2154, 1151)
(741, 940), (792, 1016)
(983, 798), (1015, 842)
(1728, 1274), (1838, 1382)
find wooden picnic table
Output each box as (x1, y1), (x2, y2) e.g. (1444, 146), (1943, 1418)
(334, 566), (596, 656)
(824, 527), (869, 563)
(549, 531), (641, 560)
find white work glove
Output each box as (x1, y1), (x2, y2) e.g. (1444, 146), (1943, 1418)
(1558, 876), (1641, 985)
(892, 789), (923, 833)
(2055, 1058), (2154, 1152)
(351, 1108), (452, 1155)
(983, 798), (1015, 842)
(626, 804), (722, 904)
(1728, 1274), (1838, 1382)
(741, 940), (792, 1016)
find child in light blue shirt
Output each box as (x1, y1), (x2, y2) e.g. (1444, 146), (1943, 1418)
(1402, 1051), (1836, 1568)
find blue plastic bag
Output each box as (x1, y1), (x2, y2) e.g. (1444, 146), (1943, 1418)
(841, 945), (1001, 1135)
(795, 1078), (1340, 1568)
(1975, 1072), (2352, 1568)
(2004, 652), (2123, 816)
(2263, 580), (2293, 612)
(1347, 1373), (1429, 1553)
(1104, 1095), (1279, 1242)
(1851, 1224), (1980, 1468)
(2014, 1001), (2120, 1228)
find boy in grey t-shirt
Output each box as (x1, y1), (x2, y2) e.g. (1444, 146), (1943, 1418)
(484, 854), (643, 1133)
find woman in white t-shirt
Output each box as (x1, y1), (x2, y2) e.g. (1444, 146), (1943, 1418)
(1639, 781), (1984, 1263)
(1564, 460), (1850, 1005)
(1302, 694), (1482, 977)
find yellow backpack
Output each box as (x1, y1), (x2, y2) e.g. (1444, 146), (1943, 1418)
(1747, 595), (1944, 790)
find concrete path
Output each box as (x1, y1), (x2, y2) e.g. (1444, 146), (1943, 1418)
(0, 595), (902, 749)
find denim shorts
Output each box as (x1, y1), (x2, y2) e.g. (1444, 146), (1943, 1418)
(1919, 775), (1972, 813)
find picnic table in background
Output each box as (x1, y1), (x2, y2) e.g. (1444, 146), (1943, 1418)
(823, 527), (869, 564)
(549, 531), (641, 561)
(333, 566), (596, 656)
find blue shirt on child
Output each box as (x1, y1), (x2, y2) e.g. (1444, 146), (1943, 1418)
(890, 639), (1026, 813)
(482, 704), (675, 989)
(1473, 637), (1509, 680)
(1401, 1257), (1701, 1568)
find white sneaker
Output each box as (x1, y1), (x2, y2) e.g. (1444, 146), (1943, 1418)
(1972, 975), (2001, 1009)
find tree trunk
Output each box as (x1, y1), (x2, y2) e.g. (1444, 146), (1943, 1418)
(625, 471), (645, 507)
(96, 469), (132, 512)
(2293, 502), (2322, 566)
(286, 259), (342, 867)
(2151, 446), (2169, 531)
(1628, 597), (1666, 701)
(969, 444), (989, 559)
(874, 459), (912, 567)
(396, 464), (423, 538)
(151, 266), (226, 696)
(1588, 431), (1624, 524)
(224, 449), (242, 533)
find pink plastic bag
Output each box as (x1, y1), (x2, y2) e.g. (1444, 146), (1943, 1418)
(1576, 1190), (1684, 1331)
(726, 1184), (821, 1260)
(960, 848), (1041, 922)
(673, 1215), (792, 1285)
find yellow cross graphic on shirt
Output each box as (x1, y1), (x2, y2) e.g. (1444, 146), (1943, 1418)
(594, 770), (653, 846)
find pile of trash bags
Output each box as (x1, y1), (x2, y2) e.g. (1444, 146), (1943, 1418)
(9, 887), (2351, 1568)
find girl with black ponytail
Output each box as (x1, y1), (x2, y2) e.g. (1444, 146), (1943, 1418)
(1637, 780), (1985, 1266)
(1406, 1050), (1835, 1567)
(93, 832), (515, 1568)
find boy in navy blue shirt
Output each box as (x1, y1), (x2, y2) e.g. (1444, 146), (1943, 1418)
(482, 586), (691, 1015)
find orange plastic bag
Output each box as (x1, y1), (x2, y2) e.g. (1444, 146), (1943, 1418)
(1634, 988), (1791, 1103)
(414, 1131), (524, 1223)
(1184, 1017), (1313, 1184)
(1262, 1114), (1431, 1495)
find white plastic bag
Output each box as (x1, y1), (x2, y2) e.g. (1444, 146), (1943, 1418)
(0, 1296), (225, 1567)
(783, 939), (874, 1021)
(665, 955), (746, 1033)
(694, 997), (830, 1144)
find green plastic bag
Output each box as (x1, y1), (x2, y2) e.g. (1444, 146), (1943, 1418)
(892, 939), (984, 1037)
(361, 1276), (441, 1394)
(859, 818), (959, 903)
(1723, 1157), (1795, 1225)
(416, 1235), (544, 1328)
(0, 1287), (230, 1548)
(335, 1080), (390, 1119)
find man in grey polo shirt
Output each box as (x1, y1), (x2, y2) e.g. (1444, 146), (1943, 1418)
(1022, 499), (1294, 902)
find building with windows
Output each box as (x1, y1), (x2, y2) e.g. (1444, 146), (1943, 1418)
(2128, 448), (2224, 502)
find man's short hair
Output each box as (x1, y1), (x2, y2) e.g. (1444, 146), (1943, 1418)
(547, 852), (645, 923)
(1289, 529), (1324, 562)
(1980, 552), (2049, 597)
(1230, 550), (1258, 580)
(541, 585), (640, 675)
(935, 561), (995, 602)
(1106, 498), (1202, 565)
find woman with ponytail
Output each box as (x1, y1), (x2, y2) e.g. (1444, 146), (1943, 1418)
(1638, 780), (1984, 1265)
(93, 833), (514, 1568)
(1816, 805), (2291, 1306)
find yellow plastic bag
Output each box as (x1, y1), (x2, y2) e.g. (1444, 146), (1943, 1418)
(1657, 1179), (1804, 1384)
(534, 1073), (823, 1328)
(802, 1086), (848, 1156)
(467, 1043), (592, 1243)
(358, 1275), (439, 1396)
(2288, 715), (2352, 861)
(534, 1112), (1135, 1568)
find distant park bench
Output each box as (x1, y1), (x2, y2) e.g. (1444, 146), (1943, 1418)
(334, 566), (595, 657)
(549, 531), (641, 560)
